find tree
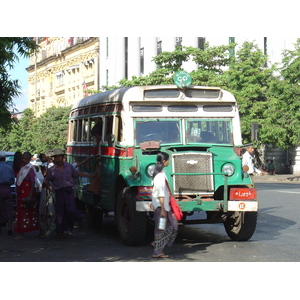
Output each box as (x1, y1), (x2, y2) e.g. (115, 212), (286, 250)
(261, 78), (300, 149)
(31, 106), (71, 153)
(0, 106), (70, 154)
(0, 37), (38, 130)
(224, 41), (275, 144)
(119, 43), (235, 87)
(259, 39), (300, 149)
(280, 38), (300, 84)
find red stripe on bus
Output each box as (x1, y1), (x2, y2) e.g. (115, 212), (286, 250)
(66, 146), (98, 156)
(66, 146), (133, 157)
(101, 146), (133, 157)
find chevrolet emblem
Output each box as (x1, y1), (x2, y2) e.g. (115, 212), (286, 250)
(186, 160), (198, 165)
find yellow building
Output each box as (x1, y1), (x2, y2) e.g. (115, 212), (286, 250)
(26, 37), (99, 117)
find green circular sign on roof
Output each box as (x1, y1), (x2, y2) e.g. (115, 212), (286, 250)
(174, 71), (192, 88)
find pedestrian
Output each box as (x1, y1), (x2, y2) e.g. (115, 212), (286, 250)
(262, 159), (269, 172)
(267, 160), (276, 175)
(0, 151), (15, 235)
(242, 146), (264, 176)
(14, 152), (39, 239)
(37, 153), (50, 237)
(13, 151), (23, 176)
(151, 152), (178, 258)
(45, 148), (84, 238)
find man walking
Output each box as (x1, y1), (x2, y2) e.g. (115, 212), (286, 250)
(45, 148), (84, 238)
(0, 151), (15, 235)
(242, 146), (264, 176)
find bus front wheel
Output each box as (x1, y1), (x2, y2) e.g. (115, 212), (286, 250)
(223, 211), (257, 241)
(116, 187), (147, 246)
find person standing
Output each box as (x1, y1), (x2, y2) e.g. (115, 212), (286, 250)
(0, 151), (15, 235)
(13, 151), (23, 176)
(14, 152), (39, 239)
(37, 153), (51, 237)
(151, 152), (178, 258)
(45, 148), (84, 238)
(242, 146), (264, 176)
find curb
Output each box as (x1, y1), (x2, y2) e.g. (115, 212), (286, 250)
(253, 175), (300, 183)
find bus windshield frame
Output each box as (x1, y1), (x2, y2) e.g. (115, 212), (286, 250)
(135, 119), (182, 146)
(134, 118), (234, 146)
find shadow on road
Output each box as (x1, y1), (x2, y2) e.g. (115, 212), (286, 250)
(255, 207), (296, 241)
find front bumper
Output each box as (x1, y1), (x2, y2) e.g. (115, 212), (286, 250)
(136, 200), (258, 212)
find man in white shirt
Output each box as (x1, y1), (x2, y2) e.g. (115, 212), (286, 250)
(242, 146), (264, 176)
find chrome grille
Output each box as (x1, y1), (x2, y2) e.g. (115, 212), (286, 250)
(172, 152), (214, 195)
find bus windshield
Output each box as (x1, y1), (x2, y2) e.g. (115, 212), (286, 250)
(135, 118), (233, 145)
(186, 119), (233, 144)
(135, 120), (181, 145)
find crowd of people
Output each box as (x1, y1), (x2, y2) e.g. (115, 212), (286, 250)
(1, 148), (179, 258)
(0, 149), (89, 240)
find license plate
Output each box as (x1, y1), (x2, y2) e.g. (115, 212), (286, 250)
(229, 188), (257, 200)
(228, 201), (258, 211)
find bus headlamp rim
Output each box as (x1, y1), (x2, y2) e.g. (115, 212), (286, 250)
(222, 163), (235, 176)
(147, 164), (155, 178)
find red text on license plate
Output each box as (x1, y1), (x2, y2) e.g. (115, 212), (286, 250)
(229, 188), (257, 200)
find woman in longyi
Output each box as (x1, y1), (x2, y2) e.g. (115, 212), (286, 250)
(14, 152), (39, 239)
(151, 152), (178, 258)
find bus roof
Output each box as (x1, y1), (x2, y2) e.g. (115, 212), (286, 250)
(71, 87), (132, 110)
(71, 85), (236, 111)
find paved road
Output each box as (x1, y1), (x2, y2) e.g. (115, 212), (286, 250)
(0, 181), (299, 262)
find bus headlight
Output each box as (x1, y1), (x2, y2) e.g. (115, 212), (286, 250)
(147, 164), (155, 177)
(222, 163), (235, 176)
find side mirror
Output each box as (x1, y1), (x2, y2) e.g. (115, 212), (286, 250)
(243, 165), (249, 172)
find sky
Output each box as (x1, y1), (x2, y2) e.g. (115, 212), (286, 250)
(8, 55), (30, 112)
(4, 1), (298, 114)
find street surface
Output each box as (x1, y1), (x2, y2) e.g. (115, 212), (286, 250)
(0, 181), (299, 262)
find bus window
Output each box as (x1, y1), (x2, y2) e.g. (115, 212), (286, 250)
(186, 119), (233, 144)
(69, 120), (75, 142)
(72, 120), (78, 141)
(115, 115), (123, 142)
(105, 116), (113, 141)
(91, 118), (103, 141)
(82, 118), (89, 141)
(135, 120), (181, 145)
(77, 119), (82, 141)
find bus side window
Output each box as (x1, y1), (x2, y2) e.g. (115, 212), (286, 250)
(104, 115), (113, 141)
(91, 118), (103, 141)
(82, 118), (89, 141)
(115, 115), (123, 142)
(69, 120), (75, 142)
(73, 120), (78, 141)
(77, 119), (82, 141)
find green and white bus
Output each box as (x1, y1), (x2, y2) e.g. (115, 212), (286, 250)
(67, 84), (258, 245)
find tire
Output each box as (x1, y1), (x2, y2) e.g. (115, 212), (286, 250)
(116, 187), (147, 246)
(223, 211), (257, 241)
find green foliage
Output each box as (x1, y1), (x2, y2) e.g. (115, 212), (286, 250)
(2, 39), (300, 152)
(0, 106), (70, 154)
(0, 37), (39, 130)
(32, 106), (71, 153)
(119, 43), (235, 88)
(224, 41), (274, 144)
(261, 78), (300, 149)
(118, 39), (300, 149)
(280, 38), (300, 84)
